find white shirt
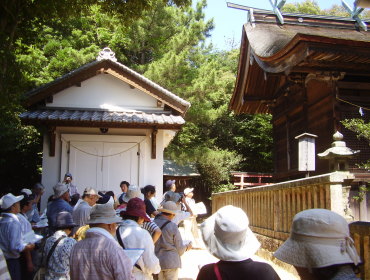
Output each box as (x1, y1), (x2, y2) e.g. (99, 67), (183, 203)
(117, 219), (160, 280)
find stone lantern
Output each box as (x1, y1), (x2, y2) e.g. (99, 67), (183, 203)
(318, 131), (360, 171)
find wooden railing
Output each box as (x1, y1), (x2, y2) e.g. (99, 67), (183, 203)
(212, 171), (370, 279)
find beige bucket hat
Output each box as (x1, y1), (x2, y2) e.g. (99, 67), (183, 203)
(200, 205), (260, 261)
(87, 197), (122, 224)
(122, 185), (144, 203)
(274, 208), (361, 268)
(158, 201), (180, 215)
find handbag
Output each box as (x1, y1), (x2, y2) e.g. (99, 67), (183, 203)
(33, 236), (66, 280)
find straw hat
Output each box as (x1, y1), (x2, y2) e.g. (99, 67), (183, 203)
(200, 205), (260, 261)
(87, 197), (122, 224)
(122, 185), (144, 203)
(158, 201), (180, 215)
(53, 183), (69, 198)
(83, 188), (101, 197)
(0, 193), (24, 209)
(124, 197), (150, 222)
(274, 209), (361, 268)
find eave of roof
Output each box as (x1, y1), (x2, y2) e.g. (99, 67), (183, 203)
(230, 11), (370, 115)
(23, 58), (190, 116)
(20, 108), (185, 129)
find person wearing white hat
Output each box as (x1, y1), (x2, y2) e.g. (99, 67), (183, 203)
(197, 205), (280, 280)
(183, 188), (203, 249)
(70, 197), (134, 280)
(274, 208), (361, 280)
(72, 187), (100, 231)
(0, 193), (35, 280)
(47, 183), (73, 234)
(154, 201), (192, 280)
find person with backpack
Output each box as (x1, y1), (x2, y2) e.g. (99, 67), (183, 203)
(117, 197), (160, 280)
(154, 201), (192, 280)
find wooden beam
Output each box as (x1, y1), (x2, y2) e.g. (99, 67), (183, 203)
(151, 128), (158, 159)
(49, 127), (56, 157)
(338, 81), (370, 90)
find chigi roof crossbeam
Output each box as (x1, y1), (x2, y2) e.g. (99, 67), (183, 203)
(227, 1), (369, 31)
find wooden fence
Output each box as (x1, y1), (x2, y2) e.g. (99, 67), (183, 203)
(212, 171), (370, 279)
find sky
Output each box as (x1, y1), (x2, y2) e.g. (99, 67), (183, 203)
(202, 0), (351, 50)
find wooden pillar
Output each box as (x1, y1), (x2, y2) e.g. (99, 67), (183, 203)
(48, 127), (56, 157)
(151, 128), (158, 159)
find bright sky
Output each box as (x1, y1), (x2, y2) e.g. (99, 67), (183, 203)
(203, 0), (351, 50)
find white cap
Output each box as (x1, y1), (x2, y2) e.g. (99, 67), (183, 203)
(20, 188), (32, 196)
(0, 193), (24, 209)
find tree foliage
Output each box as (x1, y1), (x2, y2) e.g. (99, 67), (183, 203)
(0, 0), (274, 199)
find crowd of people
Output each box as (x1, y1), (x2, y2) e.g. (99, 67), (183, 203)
(0, 175), (362, 280)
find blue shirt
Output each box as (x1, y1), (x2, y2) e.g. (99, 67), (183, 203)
(0, 213), (26, 259)
(26, 203), (41, 223)
(47, 199), (73, 231)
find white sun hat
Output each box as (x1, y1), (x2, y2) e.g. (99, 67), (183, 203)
(87, 197), (122, 224)
(183, 188), (194, 196)
(200, 205), (260, 261)
(0, 193), (24, 209)
(122, 185), (144, 203)
(274, 208), (361, 268)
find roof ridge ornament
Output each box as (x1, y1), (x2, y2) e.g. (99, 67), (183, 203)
(97, 47), (118, 62)
(269, 0), (286, 24)
(342, 0), (367, 31)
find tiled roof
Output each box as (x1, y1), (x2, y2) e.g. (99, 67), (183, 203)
(20, 108), (185, 128)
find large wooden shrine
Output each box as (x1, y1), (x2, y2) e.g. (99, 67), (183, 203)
(230, 7), (370, 182)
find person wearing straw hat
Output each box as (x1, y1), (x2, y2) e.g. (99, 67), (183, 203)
(0, 193), (35, 280)
(274, 209), (361, 280)
(47, 183), (73, 234)
(70, 197), (134, 280)
(154, 201), (192, 280)
(43, 211), (77, 280)
(197, 205), (280, 280)
(117, 197), (160, 280)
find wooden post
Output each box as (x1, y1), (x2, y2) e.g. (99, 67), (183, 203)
(49, 127), (56, 157)
(151, 128), (158, 159)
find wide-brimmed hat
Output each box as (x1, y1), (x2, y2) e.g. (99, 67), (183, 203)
(122, 185), (144, 203)
(158, 201), (180, 215)
(124, 197), (150, 222)
(87, 197), (122, 224)
(55, 211), (77, 229)
(165, 179), (176, 188)
(200, 205), (260, 261)
(274, 208), (361, 268)
(0, 193), (24, 209)
(164, 191), (182, 203)
(53, 183), (69, 198)
(184, 188), (194, 196)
